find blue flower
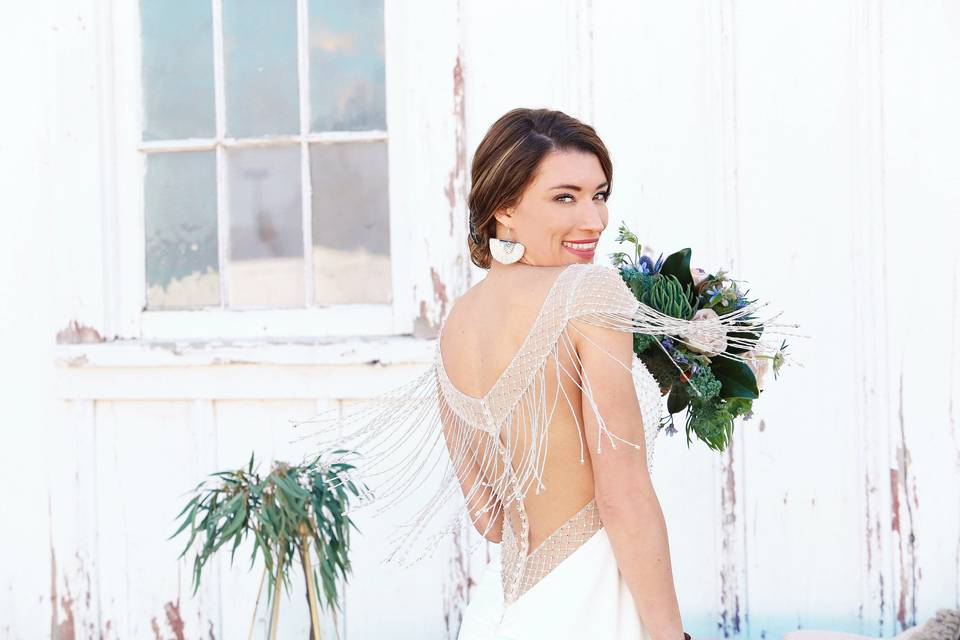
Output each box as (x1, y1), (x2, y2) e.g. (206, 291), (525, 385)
(638, 255), (655, 275)
(652, 253), (665, 273)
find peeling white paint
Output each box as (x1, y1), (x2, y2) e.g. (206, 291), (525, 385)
(3, 1), (959, 639)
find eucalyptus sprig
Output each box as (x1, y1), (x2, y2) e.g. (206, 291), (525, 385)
(171, 450), (366, 639)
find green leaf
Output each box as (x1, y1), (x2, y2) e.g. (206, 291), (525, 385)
(249, 529), (264, 571)
(169, 501), (199, 541)
(173, 494), (200, 521)
(659, 248), (694, 294)
(215, 504), (247, 553)
(178, 520), (202, 560)
(711, 355), (760, 399)
(666, 383), (690, 414)
(725, 397), (754, 419)
(228, 526), (244, 565)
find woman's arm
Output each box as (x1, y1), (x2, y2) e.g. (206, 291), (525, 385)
(570, 318), (685, 640)
(438, 392), (504, 543)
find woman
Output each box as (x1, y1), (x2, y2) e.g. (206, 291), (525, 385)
(303, 108), (757, 638)
(443, 108), (686, 639)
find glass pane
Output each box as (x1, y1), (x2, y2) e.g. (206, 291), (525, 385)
(145, 151), (219, 309)
(310, 141), (391, 304)
(227, 146), (304, 308)
(309, 0), (386, 131)
(140, 0), (216, 140)
(223, 0), (299, 137)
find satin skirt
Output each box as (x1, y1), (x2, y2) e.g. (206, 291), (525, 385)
(457, 528), (652, 640)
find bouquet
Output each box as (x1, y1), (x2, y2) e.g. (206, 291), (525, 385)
(610, 222), (794, 452)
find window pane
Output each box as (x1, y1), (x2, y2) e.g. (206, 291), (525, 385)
(145, 151), (219, 309)
(140, 0), (215, 140)
(310, 141), (390, 304)
(227, 146), (304, 308)
(223, 0), (300, 138)
(309, 0), (386, 132)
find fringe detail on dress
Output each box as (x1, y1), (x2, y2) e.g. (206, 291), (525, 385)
(289, 263), (805, 567)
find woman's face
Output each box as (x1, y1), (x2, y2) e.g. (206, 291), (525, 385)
(494, 149), (610, 266)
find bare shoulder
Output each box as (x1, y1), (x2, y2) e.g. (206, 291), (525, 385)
(489, 263), (572, 291)
(459, 265), (569, 311)
(458, 263), (628, 324)
(442, 265), (573, 340)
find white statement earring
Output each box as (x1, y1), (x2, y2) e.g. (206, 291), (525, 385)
(489, 229), (526, 264)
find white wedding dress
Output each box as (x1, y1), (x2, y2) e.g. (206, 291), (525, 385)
(436, 264), (663, 640)
(299, 262), (781, 639)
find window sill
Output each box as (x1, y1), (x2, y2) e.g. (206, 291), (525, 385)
(55, 334), (437, 369)
(54, 335), (438, 401)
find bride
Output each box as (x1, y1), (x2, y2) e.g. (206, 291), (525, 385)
(442, 108), (686, 640)
(301, 107), (768, 638)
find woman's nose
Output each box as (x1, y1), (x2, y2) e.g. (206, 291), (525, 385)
(579, 206), (606, 232)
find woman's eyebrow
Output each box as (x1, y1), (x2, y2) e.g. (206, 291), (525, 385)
(549, 181), (609, 191)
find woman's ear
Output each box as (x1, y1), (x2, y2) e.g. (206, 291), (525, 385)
(492, 206), (514, 228)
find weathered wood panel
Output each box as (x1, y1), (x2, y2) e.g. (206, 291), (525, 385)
(3, 1), (960, 639)
(881, 1), (960, 632)
(93, 400), (220, 638)
(734, 1), (873, 635)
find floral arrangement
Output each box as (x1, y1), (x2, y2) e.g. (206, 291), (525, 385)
(610, 222), (792, 452)
(171, 451), (365, 640)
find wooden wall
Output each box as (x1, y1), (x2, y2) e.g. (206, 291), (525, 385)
(1, 0), (957, 638)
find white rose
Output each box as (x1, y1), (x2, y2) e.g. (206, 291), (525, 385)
(683, 308), (728, 357)
(690, 266), (710, 288)
(742, 349), (770, 392)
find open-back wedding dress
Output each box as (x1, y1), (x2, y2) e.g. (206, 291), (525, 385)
(297, 262), (791, 639)
(445, 264), (664, 640)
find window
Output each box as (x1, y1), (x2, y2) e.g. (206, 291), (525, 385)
(132, 0), (395, 339)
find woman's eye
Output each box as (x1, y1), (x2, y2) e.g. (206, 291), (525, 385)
(556, 191), (609, 203)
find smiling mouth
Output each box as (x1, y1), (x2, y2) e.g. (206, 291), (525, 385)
(562, 239), (598, 250)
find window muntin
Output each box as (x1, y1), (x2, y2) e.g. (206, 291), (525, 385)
(138, 0), (390, 312)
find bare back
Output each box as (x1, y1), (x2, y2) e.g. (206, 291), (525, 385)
(437, 265), (595, 551)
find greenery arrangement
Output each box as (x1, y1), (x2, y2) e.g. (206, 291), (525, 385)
(610, 222), (791, 452)
(170, 451), (365, 640)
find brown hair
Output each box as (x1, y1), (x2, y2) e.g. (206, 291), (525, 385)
(467, 108), (613, 269)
